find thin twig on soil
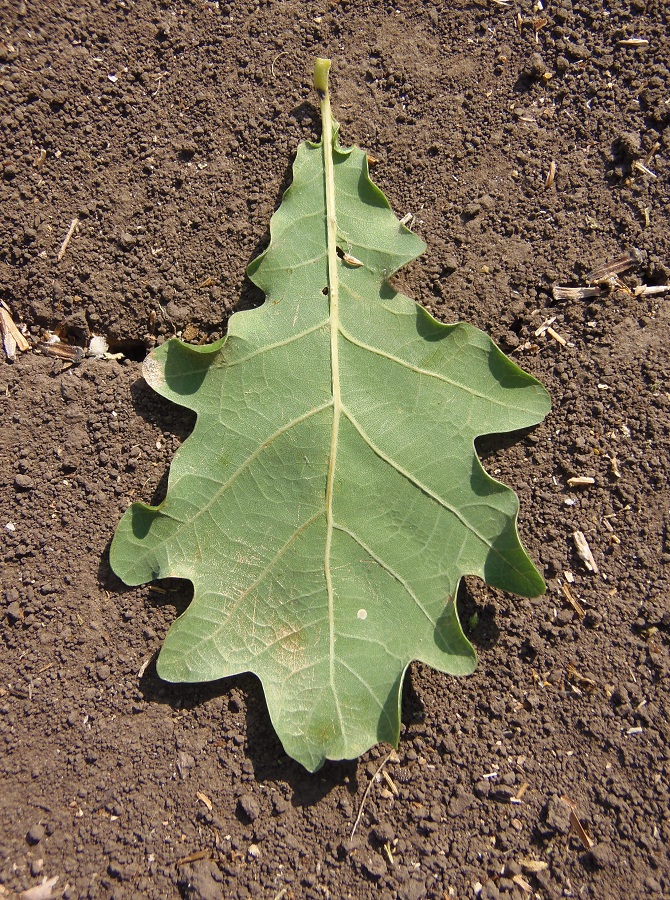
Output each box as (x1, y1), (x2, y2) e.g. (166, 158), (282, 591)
(561, 584), (585, 619)
(350, 749), (397, 839)
(175, 849), (210, 867)
(57, 217), (79, 262)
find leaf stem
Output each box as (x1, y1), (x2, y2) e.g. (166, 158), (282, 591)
(315, 58), (341, 696)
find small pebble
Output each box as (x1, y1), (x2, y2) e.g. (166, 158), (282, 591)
(360, 853), (386, 880)
(526, 52), (547, 78)
(6, 601), (22, 623)
(371, 822), (394, 844)
(96, 664), (111, 681)
(589, 842), (616, 869)
(272, 795), (289, 816)
(27, 824), (45, 845)
(238, 793), (260, 822)
(118, 231), (137, 250)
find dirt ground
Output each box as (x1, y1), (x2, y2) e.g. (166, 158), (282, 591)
(1, 0), (669, 898)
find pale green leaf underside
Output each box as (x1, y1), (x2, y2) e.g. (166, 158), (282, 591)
(110, 118), (550, 772)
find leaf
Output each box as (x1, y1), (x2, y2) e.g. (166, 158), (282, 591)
(110, 59), (550, 772)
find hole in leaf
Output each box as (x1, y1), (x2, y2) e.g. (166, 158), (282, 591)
(335, 246), (345, 259)
(321, 287), (329, 295)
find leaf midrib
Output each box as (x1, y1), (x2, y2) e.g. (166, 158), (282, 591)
(320, 87), (342, 708)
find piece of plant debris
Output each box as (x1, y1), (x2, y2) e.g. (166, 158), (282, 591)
(0, 301), (30, 360)
(110, 59), (550, 772)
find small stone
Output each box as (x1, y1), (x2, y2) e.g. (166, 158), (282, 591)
(30, 858), (44, 876)
(543, 794), (571, 835)
(589, 842), (616, 869)
(272, 794), (289, 815)
(27, 824), (45, 845)
(176, 751), (195, 778)
(175, 139), (198, 156)
(96, 664), (111, 681)
(7, 601), (22, 623)
(526, 52), (547, 78)
(107, 860), (135, 882)
(338, 796), (352, 817)
(338, 836), (362, 858)
(448, 791), (475, 816)
(584, 609), (602, 628)
(360, 853), (386, 880)
(481, 882), (501, 900)
(556, 608), (574, 626)
(165, 299), (190, 324)
(563, 39), (591, 60)
(371, 822), (394, 844)
(491, 786), (516, 802)
(118, 232), (137, 250)
(398, 880), (427, 900)
(107, 861), (123, 879)
(474, 780), (490, 799)
(14, 474), (34, 491)
(177, 860), (223, 900)
(237, 792), (260, 822)
(443, 254), (459, 274)
(616, 131), (642, 160)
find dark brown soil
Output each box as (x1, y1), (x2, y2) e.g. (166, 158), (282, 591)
(1, 1), (669, 898)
